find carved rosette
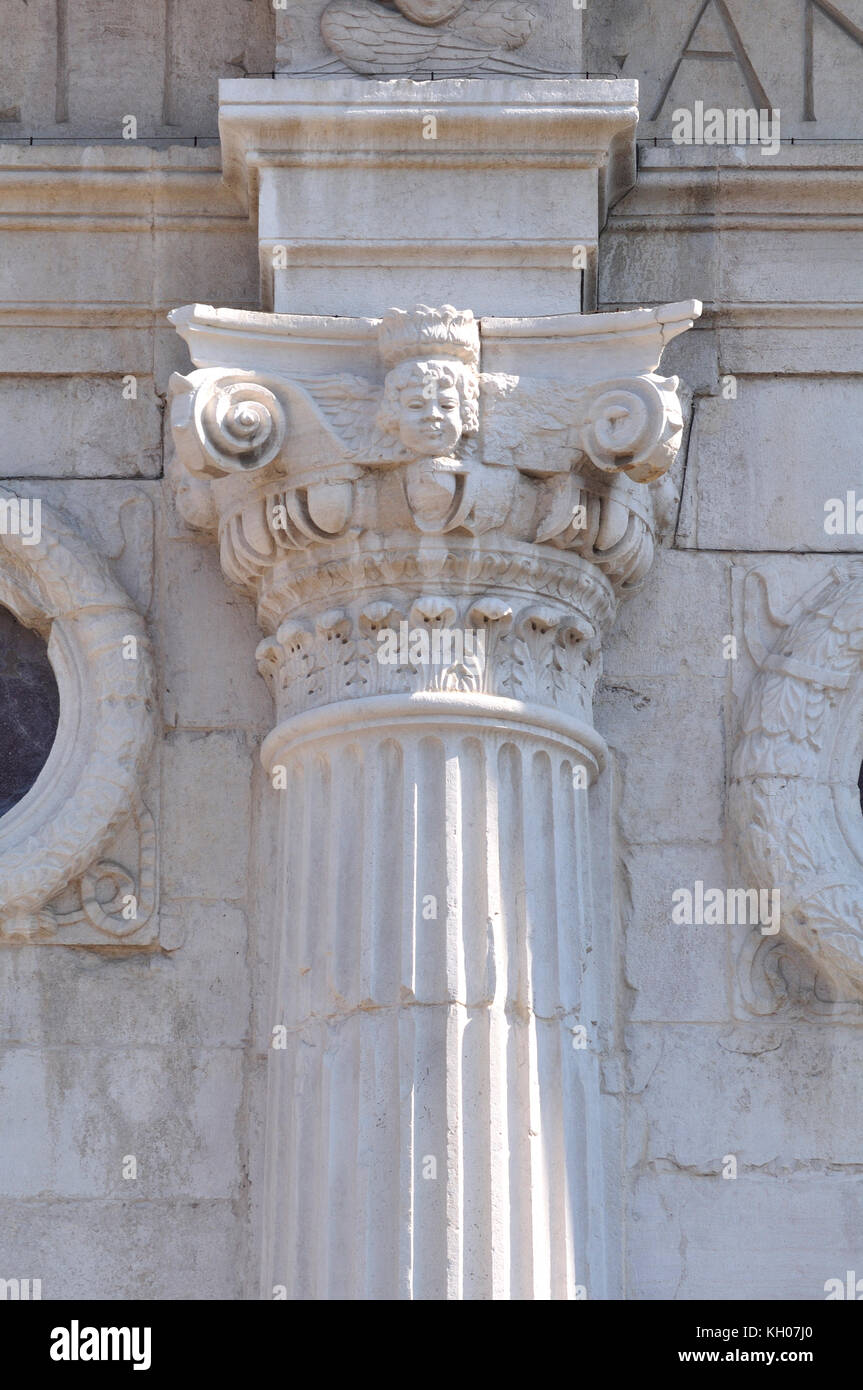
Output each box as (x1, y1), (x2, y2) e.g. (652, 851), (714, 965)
(169, 300), (700, 737)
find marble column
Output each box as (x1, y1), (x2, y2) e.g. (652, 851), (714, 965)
(169, 297), (699, 1297)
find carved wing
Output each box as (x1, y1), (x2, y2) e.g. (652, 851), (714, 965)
(482, 372), (684, 484)
(450, 1), (536, 51)
(321, 1), (442, 75)
(294, 374), (382, 452)
(480, 375), (586, 475)
(321, 0), (534, 76)
(295, 374), (408, 465)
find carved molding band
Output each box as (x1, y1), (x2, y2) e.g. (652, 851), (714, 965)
(0, 489), (158, 945)
(255, 571), (607, 722)
(731, 568), (863, 995)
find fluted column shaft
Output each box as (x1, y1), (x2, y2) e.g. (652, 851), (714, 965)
(260, 695), (606, 1300)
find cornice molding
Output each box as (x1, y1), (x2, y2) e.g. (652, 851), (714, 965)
(613, 144), (863, 228)
(0, 144), (246, 229)
(218, 75), (638, 220)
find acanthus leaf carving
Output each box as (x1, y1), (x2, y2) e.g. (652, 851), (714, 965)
(731, 566), (863, 996)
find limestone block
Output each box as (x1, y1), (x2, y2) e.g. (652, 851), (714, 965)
(0, 1045), (243, 1199)
(64, 0), (168, 136)
(625, 843), (732, 1023)
(158, 0), (275, 133)
(601, 146), (863, 318)
(717, 311), (863, 377)
(600, 224), (720, 312)
(586, 0), (863, 141)
(0, 377), (161, 478)
(717, 227), (863, 305)
(627, 1022), (863, 1170)
(595, 675), (726, 845)
(0, 325), (154, 378)
(161, 731), (252, 898)
(629, 1174), (863, 1300)
(219, 76), (638, 316)
(0, 0), (274, 140)
(0, 0), (56, 132)
(0, 1198), (241, 1299)
(160, 539), (271, 731)
(153, 229), (259, 323)
(604, 550), (731, 680)
(0, 903), (250, 1048)
(273, 261), (583, 322)
(0, 228), (156, 308)
(679, 380), (863, 551)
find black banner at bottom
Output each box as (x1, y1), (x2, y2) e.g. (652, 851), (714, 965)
(0, 1297), (856, 1375)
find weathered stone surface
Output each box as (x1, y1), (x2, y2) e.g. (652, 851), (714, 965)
(160, 540), (272, 732)
(586, 0), (863, 141)
(625, 844), (732, 1023)
(161, 732), (252, 899)
(604, 550), (731, 680)
(0, 0), (274, 139)
(0, 378), (161, 478)
(679, 380), (863, 552)
(0, 1198), (242, 1300)
(0, 1045), (243, 1198)
(596, 676), (726, 845)
(600, 146), (863, 319)
(0, 902), (250, 1048)
(627, 1022), (863, 1171)
(629, 1174), (863, 1300)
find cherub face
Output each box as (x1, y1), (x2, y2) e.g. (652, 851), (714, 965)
(393, 0), (465, 24)
(396, 369), (463, 456)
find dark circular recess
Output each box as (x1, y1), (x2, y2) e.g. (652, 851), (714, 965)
(0, 605), (60, 818)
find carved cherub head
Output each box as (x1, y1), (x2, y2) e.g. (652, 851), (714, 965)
(378, 358), (479, 457)
(376, 304), (481, 459)
(391, 0), (466, 22)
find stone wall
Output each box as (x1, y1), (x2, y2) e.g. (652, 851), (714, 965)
(1, 0), (862, 1300)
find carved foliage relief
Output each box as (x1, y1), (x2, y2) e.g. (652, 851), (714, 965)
(0, 492), (158, 947)
(732, 567), (863, 997)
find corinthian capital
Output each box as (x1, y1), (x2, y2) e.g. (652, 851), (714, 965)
(168, 299), (699, 727)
